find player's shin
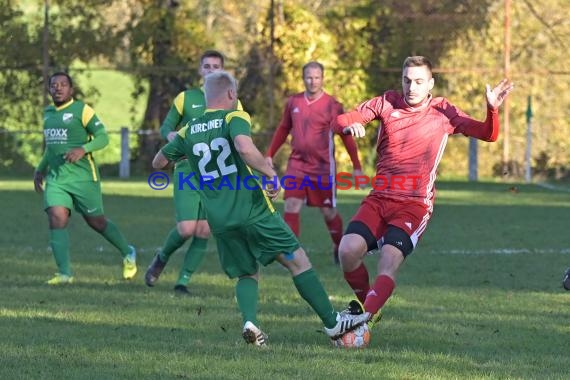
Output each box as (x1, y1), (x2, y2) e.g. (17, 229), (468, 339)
(50, 228), (71, 275)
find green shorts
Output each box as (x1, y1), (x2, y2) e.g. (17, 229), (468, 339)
(44, 180), (104, 216)
(173, 162), (206, 222)
(214, 212), (300, 278)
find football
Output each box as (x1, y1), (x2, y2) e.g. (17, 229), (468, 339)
(331, 323), (371, 348)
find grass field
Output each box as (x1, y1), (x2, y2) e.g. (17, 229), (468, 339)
(1, 179), (569, 379)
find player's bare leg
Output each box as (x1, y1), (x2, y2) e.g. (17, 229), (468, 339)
(320, 206), (343, 264)
(84, 214), (136, 279)
(339, 233), (370, 303)
(276, 248), (368, 339)
(283, 197), (303, 236)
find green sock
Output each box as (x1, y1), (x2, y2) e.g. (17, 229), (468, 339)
(236, 277), (259, 326)
(100, 220), (130, 257)
(176, 237), (208, 286)
(160, 227), (186, 262)
(293, 269), (337, 328)
(50, 228), (71, 276)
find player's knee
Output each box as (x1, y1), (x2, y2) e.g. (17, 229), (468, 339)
(47, 207), (69, 228)
(380, 225), (414, 257)
(284, 198), (303, 213)
(338, 237), (361, 258)
(321, 207), (338, 221)
(344, 221), (377, 253)
(279, 248), (311, 275)
(177, 221), (196, 239)
(195, 221), (210, 238)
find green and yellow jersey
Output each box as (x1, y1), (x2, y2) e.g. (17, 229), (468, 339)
(161, 109), (274, 233)
(160, 88), (207, 140)
(36, 99), (108, 183)
(160, 88), (243, 173)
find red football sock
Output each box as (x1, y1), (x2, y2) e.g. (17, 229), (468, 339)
(284, 212), (300, 237)
(363, 275), (395, 315)
(325, 214), (343, 246)
(343, 263), (370, 303)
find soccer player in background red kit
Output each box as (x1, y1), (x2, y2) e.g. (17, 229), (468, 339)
(336, 56), (514, 325)
(266, 61), (362, 264)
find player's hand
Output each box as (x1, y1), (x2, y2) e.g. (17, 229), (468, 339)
(167, 131), (178, 142)
(64, 147), (86, 163)
(352, 169), (369, 190)
(265, 177), (281, 201)
(265, 156), (274, 169)
(342, 123), (366, 138)
(33, 171), (44, 193)
(486, 79), (514, 108)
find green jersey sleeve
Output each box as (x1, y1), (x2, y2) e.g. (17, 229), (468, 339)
(36, 151), (48, 172)
(161, 126), (187, 162)
(82, 105), (109, 153)
(160, 92), (184, 140)
(82, 128), (109, 153)
(227, 110), (252, 140)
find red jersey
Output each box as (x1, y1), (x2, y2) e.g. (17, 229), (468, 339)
(267, 91), (361, 179)
(337, 90), (499, 209)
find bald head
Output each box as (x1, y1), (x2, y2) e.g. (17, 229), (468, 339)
(204, 71), (238, 110)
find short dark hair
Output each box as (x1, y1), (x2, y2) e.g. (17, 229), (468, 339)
(302, 61), (324, 77)
(200, 50), (225, 67)
(403, 56), (432, 74)
(49, 72), (73, 87)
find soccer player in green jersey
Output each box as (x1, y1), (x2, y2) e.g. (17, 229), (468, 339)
(145, 50), (240, 295)
(152, 71), (368, 346)
(33, 72), (137, 285)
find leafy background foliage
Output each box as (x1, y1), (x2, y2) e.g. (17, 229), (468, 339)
(1, 0), (568, 178)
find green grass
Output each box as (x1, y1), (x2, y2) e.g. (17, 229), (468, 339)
(1, 179), (569, 379)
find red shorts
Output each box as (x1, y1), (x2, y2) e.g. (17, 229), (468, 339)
(282, 176), (336, 208)
(351, 192), (432, 247)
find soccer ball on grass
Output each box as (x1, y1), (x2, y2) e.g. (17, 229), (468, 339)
(331, 323), (371, 348)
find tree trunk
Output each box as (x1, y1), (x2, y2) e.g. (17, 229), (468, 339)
(136, 0), (178, 173)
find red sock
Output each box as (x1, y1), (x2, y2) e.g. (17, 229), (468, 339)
(325, 214), (343, 246)
(284, 212), (300, 237)
(363, 275), (395, 314)
(343, 263), (370, 303)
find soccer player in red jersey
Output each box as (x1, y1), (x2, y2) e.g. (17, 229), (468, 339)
(265, 61), (362, 264)
(335, 56), (514, 325)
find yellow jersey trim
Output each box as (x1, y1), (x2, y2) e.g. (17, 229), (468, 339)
(244, 165), (275, 213)
(81, 104), (98, 181)
(225, 110), (251, 125)
(55, 99), (74, 111)
(82, 105), (96, 128)
(177, 125), (189, 139)
(174, 92), (185, 115)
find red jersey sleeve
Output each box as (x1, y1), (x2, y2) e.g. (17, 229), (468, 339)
(336, 95), (386, 131)
(266, 98), (294, 157)
(339, 133), (362, 170)
(452, 106), (500, 142)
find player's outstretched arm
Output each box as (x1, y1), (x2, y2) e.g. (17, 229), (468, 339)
(234, 135), (276, 178)
(337, 111), (367, 138)
(152, 151), (170, 169)
(234, 135), (281, 200)
(33, 171), (44, 193)
(34, 152), (48, 193)
(486, 79), (514, 109)
(342, 123), (366, 138)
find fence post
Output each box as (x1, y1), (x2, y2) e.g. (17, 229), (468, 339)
(119, 127), (130, 178)
(525, 96), (533, 183)
(468, 137), (478, 181)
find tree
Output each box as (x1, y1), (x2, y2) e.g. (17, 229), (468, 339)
(120, 0), (214, 171)
(0, 0), (121, 170)
(438, 0), (570, 178)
